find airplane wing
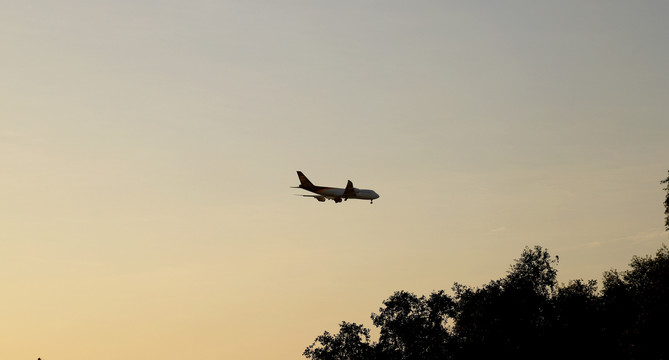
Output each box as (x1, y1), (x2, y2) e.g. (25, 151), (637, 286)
(343, 180), (356, 199)
(298, 194), (327, 202)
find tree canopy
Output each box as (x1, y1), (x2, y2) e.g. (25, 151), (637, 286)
(304, 245), (669, 360)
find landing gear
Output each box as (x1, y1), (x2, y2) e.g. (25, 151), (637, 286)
(370, 200), (374, 204)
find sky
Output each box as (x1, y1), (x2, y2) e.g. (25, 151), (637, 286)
(2, 1), (668, 359)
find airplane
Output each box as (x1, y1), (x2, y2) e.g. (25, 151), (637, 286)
(293, 171), (380, 204)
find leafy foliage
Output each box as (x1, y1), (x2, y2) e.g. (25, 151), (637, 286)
(305, 245), (669, 360)
(371, 290), (454, 360)
(303, 322), (374, 360)
(452, 246), (557, 359)
(601, 245), (669, 359)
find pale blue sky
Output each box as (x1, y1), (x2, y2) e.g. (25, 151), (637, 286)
(2, 1), (668, 359)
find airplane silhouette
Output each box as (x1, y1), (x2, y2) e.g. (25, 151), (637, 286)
(293, 171), (380, 204)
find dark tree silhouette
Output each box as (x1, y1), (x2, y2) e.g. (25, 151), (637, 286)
(304, 245), (669, 360)
(452, 246), (557, 359)
(601, 245), (669, 360)
(371, 290), (455, 360)
(303, 322), (374, 360)
(550, 279), (607, 358)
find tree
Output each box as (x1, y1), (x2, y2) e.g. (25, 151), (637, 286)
(602, 245), (669, 359)
(451, 280), (505, 357)
(550, 279), (605, 358)
(303, 322), (375, 360)
(304, 244), (668, 360)
(452, 246), (558, 359)
(504, 245), (558, 297)
(371, 290), (455, 360)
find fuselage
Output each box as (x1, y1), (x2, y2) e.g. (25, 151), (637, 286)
(311, 187), (380, 200)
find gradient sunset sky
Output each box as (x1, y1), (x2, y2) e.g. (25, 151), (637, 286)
(2, 1), (668, 359)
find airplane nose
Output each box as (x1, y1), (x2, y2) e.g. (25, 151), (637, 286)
(373, 191), (380, 199)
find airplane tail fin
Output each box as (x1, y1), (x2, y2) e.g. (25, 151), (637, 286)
(296, 171), (315, 189)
